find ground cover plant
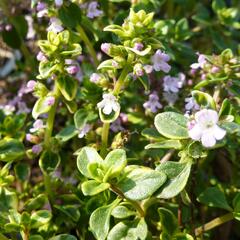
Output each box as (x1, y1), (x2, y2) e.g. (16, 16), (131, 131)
(0, 0), (240, 239)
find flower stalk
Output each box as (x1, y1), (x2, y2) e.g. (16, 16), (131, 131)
(100, 65), (130, 157)
(76, 25), (99, 67)
(195, 212), (234, 236)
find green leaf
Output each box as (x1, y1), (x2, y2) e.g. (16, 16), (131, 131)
(55, 125), (77, 142)
(60, 43), (82, 56)
(57, 75), (78, 101)
(156, 161), (192, 199)
(58, 3), (82, 28)
(77, 147), (103, 178)
(74, 109), (88, 129)
(14, 163), (30, 181)
(4, 223), (23, 232)
(118, 167), (167, 200)
(107, 218), (148, 240)
(158, 208), (178, 237)
(145, 140), (183, 150)
(29, 235), (44, 240)
(32, 96), (52, 119)
(30, 210), (52, 228)
(0, 188), (18, 212)
(49, 234), (77, 240)
(173, 233), (194, 240)
(111, 206), (136, 219)
(1, 27), (21, 49)
(154, 112), (189, 139)
(221, 122), (240, 135)
(192, 90), (216, 109)
(197, 187), (232, 211)
(187, 142), (207, 159)
(0, 139), (25, 162)
(233, 193), (240, 221)
(82, 180), (110, 196)
(126, 45), (152, 56)
(24, 194), (48, 211)
(38, 61), (58, 79)
(97, 60), (122, 70)
(90, 199), (120, 240)
(141, 128), (164, 141)
(104, 149), (127, 179)
(104, 25), (126, 37)
(99, 107), (120, 123)
(39, 151), (60, 174)
(54, 205), (80, 222)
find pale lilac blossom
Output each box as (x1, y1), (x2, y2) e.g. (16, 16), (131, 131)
(66, 65), (79, 75)
(134, 42), (144, 51)
(55, 0), (63, 7)
(190, 54), (206, 69)
(44, 96), (55, 106)
(163, 74), (185, 93)
(97, 93), (120, 115)
(30, 119), (45, 133)
(101, 43), (111, 54)
(163, 92), (178, 105)
(37, 51), (47, 61)
(151, 50), (171, 73)
(32, 144), (43, 154)
(78, 124), (91, 138)
(188, 109), (226, 148)
(25, 16), (36, 39)
(185, 97), (200, 111)
(47, 18), (64, 33)
(90, 73), (101, 83)
(26, 80), (37, 93)
(144, 65), (153, 74)
(143, 92), (162, 113)
(87, 2), (103, 19)
(0, 104), (15, 115)
(110, 118), (124, 132)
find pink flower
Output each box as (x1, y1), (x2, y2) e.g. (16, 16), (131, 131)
(26, 80), (37, 93)
(90, 73), (101, 83)
(30, 119), (45, 133)
(78, 124), (91, 138)
(134, 42), (144, 51)
(36, 51), (47, 61)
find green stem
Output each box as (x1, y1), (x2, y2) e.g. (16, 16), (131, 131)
(100, 122), (110, 157)
(43, 84), (60, 203)
(76, 25), (99, 67)
(195, 212), (234, 236)
(100, 66), (130, 157)
(44, 85), (60, 146)
(110, 185), (145, 217)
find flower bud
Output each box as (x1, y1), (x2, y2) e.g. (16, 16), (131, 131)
(66, 65), (79, 75)
(133, 42), (144, 51)
(211, 66), (220, 73)
(133, 63), (144, 77)
(44, 96), (55, 106)
(101, 43), (111, 55)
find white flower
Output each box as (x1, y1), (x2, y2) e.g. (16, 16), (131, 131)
(188, 109), (226, 148)
(97, 93), (120, 115)
(185, 97), (200, 111)
(90, 73), (101, 83)
(143, 92), (162, 113)
(0, 104), (15, 115)
(78, 124), (91, 138)
(87, 2), (103, 19)
(55, 0), (63, 7)
(151, 50), (171, 73)
(47, 18), (64, 33)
